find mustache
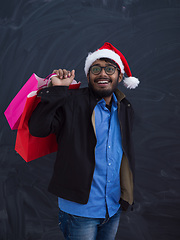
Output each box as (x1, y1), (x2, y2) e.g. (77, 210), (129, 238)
(94, 77), (112, 83)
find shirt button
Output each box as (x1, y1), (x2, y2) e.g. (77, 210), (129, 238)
(108, 163), (111, 166)
(107, 180), (111, 183)
(108, 146), (111, 149)
(46, 90), (50, 93)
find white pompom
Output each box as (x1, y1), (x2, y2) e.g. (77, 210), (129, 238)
(123, 77), (140, 89)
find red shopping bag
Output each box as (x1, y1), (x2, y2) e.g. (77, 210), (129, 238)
(4, 73), (54, 130)
(15, 91), (58, 162)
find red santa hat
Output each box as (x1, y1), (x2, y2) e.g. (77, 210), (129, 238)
(84, 42), (140, 89)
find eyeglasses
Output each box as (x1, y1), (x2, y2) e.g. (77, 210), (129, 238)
(90, 65), (120, 75)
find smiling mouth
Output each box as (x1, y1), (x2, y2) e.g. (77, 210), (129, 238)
(95, 78), (111, 84)
(98, 80), (109, 84)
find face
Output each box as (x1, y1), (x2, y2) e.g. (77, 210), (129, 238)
(87, 59), (123, 98)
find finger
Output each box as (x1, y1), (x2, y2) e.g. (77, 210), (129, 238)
(68, 70), (75, 84)
(53, 69), (61, 77)
(71, 70), (75, 79)
(67, 71), (71, 77)
(58, 69), (63, 79)
(53, 70), (58, 74)
(63, 69), (69, 79)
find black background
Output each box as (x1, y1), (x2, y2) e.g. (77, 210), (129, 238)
(1, 0), (180, 239)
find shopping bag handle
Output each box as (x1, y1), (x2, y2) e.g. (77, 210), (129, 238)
(38, 73), (56, 90)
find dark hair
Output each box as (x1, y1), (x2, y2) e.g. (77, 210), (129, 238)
(99, 58), (119, 69)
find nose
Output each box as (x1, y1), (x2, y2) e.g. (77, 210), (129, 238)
(99, 67), (108, 76)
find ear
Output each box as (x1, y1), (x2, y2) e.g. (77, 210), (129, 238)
(118, 73), (123, 83)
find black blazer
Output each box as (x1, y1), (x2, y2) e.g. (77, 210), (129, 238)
(29, 86), (135, 206)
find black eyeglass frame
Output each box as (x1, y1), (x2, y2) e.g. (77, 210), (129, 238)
(89, 64), (120, 75)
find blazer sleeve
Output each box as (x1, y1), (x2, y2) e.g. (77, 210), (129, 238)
(29, 86), (69, 137)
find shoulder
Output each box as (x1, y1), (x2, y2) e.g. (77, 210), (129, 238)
(114, 89), (132, 108)
(121, 98), (132, 108)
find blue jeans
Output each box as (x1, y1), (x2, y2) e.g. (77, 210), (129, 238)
(58, 208), (121, 240)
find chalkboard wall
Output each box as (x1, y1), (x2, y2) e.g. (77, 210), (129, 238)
(1, 0), (180, 239)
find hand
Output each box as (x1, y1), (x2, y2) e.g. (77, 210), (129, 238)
(119, 198), (130, 211)
(51, 69), (75, 86)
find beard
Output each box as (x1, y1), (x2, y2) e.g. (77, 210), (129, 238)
(88, 76), (119, 98)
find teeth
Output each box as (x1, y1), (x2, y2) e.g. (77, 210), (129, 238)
(98, 81), (109, 84)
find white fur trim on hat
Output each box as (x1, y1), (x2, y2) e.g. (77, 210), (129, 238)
(84, 49), (125, 76)
(123, 77), (140, 89)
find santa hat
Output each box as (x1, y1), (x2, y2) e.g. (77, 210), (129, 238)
(84, 42), (140, 89)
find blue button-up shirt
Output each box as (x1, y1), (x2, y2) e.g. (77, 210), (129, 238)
(58, 93), (123, 218)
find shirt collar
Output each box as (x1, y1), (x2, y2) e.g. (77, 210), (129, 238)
(111, 93), (118, 110)
(97, 93), (118, 110)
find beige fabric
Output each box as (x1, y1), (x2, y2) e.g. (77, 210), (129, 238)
(91, 110), (96, 136)
(115, 89), (134, 204)
(120, 153), (134, 204)
(114, 89), (126, 102)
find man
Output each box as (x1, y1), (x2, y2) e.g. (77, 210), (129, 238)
(29, 42), (139, 240)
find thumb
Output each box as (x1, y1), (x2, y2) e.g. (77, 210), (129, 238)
(68, 70), (75, 85)
(70, 70), (75, 80)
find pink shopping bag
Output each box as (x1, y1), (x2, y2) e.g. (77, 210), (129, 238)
(4, 73), (53, 130)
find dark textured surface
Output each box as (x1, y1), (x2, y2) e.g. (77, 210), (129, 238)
(1, 0), (180, 239)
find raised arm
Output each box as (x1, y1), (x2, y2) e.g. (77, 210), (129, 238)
(29, 69), (75, 137)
